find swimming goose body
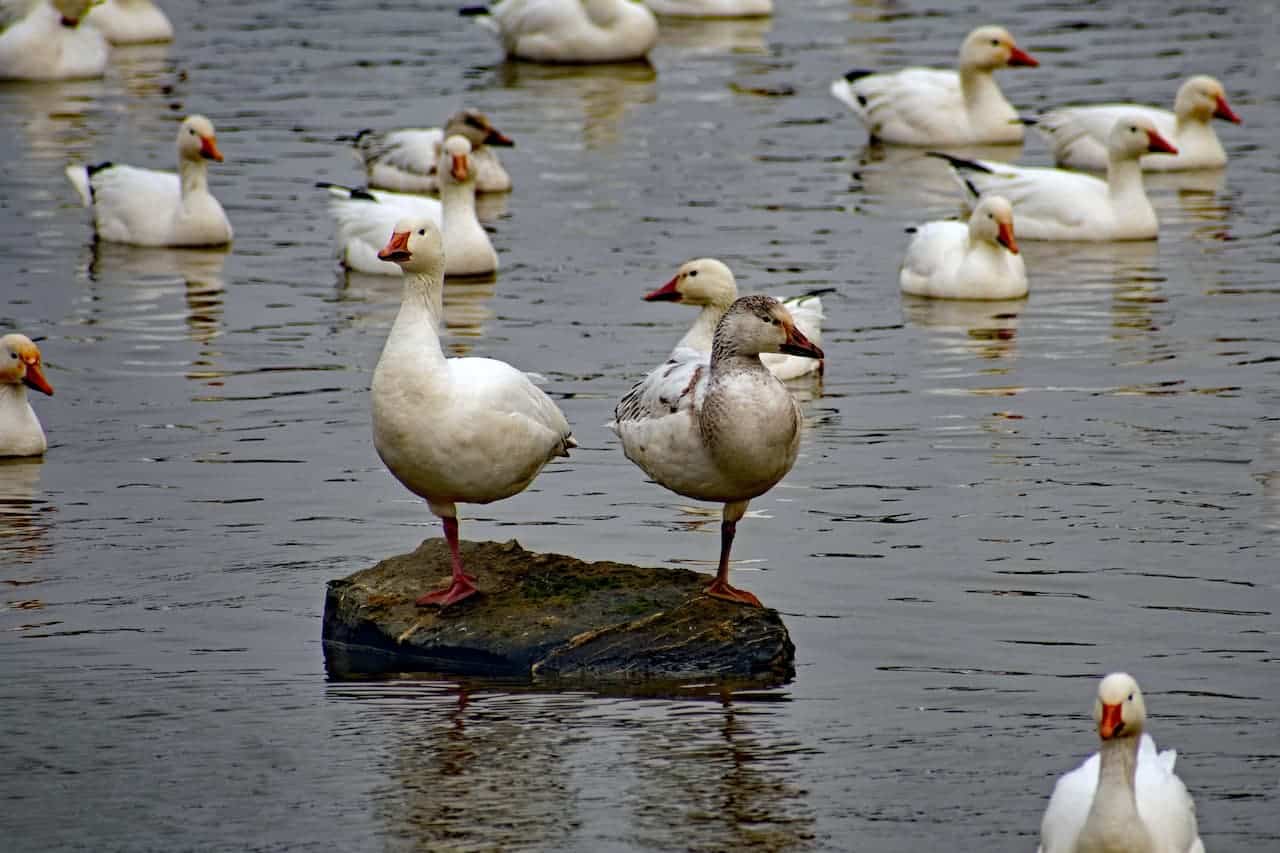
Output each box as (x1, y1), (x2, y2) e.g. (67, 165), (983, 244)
(900, 195), (1026, 299)
(612, 294), (823, 606)
(1036, 76), (1240, 172)
(830, 26), (1038, 146)
(65, 115), (232, 248)
(1038, 673), (1205, 853)
(0, 0), (108, 81)
(0, 334), (54, 458)
(323, 135), (497, 277)
(934, 116), (1178, 241)
(371, 216), (575, 606)
(352, 110), (515, 194)
(464, 0), (659, 64)
(85, 0), (173, 44)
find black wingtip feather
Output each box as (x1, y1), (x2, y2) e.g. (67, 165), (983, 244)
(925, 151), (993, 174)
(1016, 116), (1038, 127)
(842, 69), (876, 82)
(316, 181), (378, 201)
(458, 5), (490, 16)
(86, 161), (114, 176)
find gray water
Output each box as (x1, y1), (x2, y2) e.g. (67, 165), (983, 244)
(1, 1), (1277, 850)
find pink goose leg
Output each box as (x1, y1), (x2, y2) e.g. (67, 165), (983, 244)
(702, 500), (762, 607)
(416, 515), (479, 607)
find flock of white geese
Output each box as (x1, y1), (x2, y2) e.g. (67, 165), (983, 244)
(1, 3), (1238, 849)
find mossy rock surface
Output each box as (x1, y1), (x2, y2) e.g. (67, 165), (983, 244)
(322, 538), (795, 687)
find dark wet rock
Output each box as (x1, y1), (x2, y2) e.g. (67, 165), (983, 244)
(322, 538), (795, 687)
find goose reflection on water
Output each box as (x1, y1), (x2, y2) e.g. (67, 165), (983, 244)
(325, 678), (813, 851)
(492, 61), (657, 151)
(0, 458), (53, 566)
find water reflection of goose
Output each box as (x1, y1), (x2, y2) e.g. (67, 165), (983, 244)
(85, 243), (229, 379)
(901, 296), (1023, 362)
(337, 271), (497, 357)
(655, 14), (772, 56)
(0, 458), (52, 565)
(493, 61), (657, 150)
(849, 142), (1023, 212)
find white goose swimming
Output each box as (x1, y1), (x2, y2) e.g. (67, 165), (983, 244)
(1034, 75), (1241, 172)
(643, 0), (771, 16)
(829, 25), (1038, 146)
(461, 0), (659, 64)
(932, 116), (1178, 241)
(612, 294), (823, 607)
(0, 334), (53, 458)
(85, 0), (173, 44)
(321, 136), (497, 277)
(0, 0), (109, 81)
(642, 258), (825, 380)
(65, 114), (233, 248)
(371, 216), (576, 606)
(351, 110), (515, 194)
(900, 195), (1026, 300)
(1038, 673), (1206, 853)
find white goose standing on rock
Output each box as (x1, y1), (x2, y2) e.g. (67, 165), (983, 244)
(612, 295), (823, 607)
(321, 136), (497, 277)
(350, 109), (515, 194)
(65, 114), (233, 248)
(0, 334), (54, 458)
(371, 216), (576, 607)
(642, 258), (825, 381)
(931, 115), (1178, 241)
(829, 25), (1038, 146)
(460, 0), (659, 64)
(1038, 673), (1206, 853)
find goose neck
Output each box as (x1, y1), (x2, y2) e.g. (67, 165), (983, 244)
(958, 66), (1006, 112)
(1106, 156), (1146, 203)
(178, 156), (209, 198)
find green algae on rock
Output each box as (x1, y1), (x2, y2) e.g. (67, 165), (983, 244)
(322, 538), (795, 687)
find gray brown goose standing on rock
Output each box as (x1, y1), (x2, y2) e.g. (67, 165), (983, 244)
(611, 295), (823, 607)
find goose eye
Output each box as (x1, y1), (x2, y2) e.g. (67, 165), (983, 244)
(688, 269), (698, 277)
(9, 352), (16, 359)
(1128, 693), (1134, 701)
(990, 39), (1000, 46)
(418, 229), (426, 236)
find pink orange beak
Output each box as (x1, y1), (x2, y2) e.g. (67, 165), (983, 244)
(780, 323), (824, 360)
(1146, 129), (1178, 155)
(1097, 702), (1124, 740)
(997, 219), (1019, 254)
(1214, 94), (1241, 124)
(22, 358), (53, 396)
(200, 136), (224, 162)
(644, 276), (683, 302)
(377, 230), (412, 263)
(1008, 45), (1038, 68)
(451, 153), (468, 182)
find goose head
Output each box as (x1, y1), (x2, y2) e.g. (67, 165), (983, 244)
(1108, 115), (1178, 160)
(446, 110), (514, 148)
(959, 26), (1038, 71)
(1175, 75), (1240, 124)
(1, 334), (53, 396)
(714, 295), (824, 361)
(438, 135), (476, 188)
(377, 216), (445, 275)
(177, 115), (224, 163)
(1093, 672), (1147, 741)
(644, 258), (738, 308)
(970, 195), (1018, 254)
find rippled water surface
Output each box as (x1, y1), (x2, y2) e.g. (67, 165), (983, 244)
(2, 1), (1278, 850)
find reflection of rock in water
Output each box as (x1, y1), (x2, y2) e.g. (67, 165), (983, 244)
(657, 16), (772, 55)
(85, 243), (229, 381)
(332, 683), (578, 851)
(626, 693), (815, 851)
(902, 296), (1023, 362)
(0, 459), (52, 565)
(494, 62), (657, 150)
